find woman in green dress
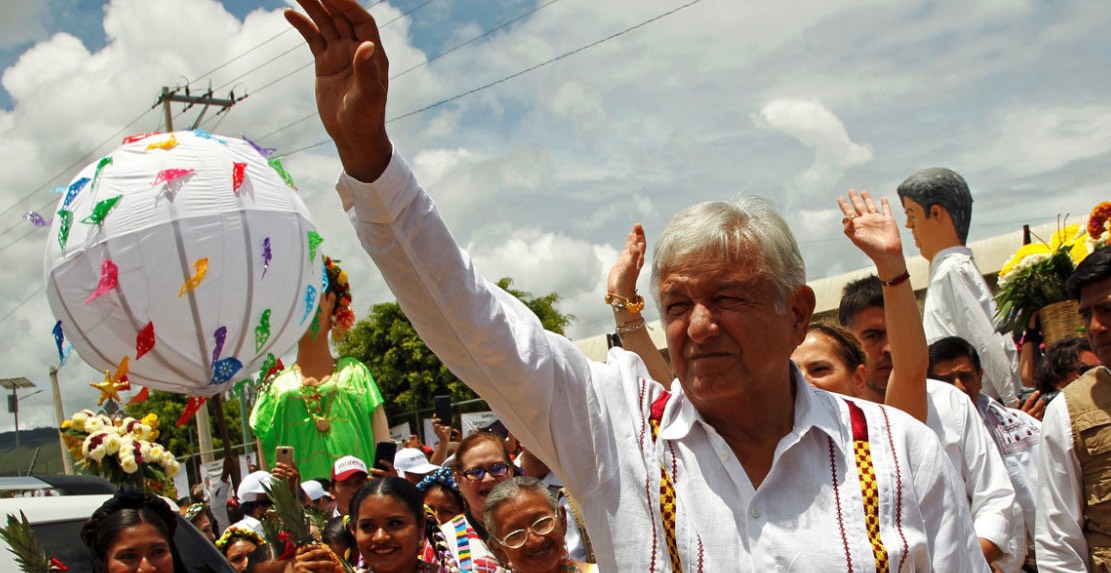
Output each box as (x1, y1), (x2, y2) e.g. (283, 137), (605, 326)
(250, 256), (390, 481)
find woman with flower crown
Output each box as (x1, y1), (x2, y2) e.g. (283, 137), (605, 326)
(250, 255), (390, 481)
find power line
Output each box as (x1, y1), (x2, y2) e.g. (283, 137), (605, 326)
(252, 0), (566, 141)
(0, 285), (43, 327)
(274, 0), (709, 158)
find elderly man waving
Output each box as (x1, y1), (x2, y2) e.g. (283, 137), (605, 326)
(285, 1), (984, 570)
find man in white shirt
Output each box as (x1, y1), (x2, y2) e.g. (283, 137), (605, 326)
(929, 336), (1041, 572)
(840, 276), (1019, 570)
(284, 2), (985, 569)
(1036, 247), (1111, 571)
(897, 167), (1021, 407)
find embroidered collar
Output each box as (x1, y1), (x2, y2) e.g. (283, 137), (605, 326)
(656, 365), (847, 454)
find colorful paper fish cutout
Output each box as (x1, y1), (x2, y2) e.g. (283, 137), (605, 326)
(24, 211), (50, 227)
(242, 135), (276, 158)
(145, 134), (178, 151)
(321, 260), (329, 292)
(84, 259), (119, 303)
(255, 309), (271, 352)
(63, 178), (90, 208)
(48, 186), (66, 194)
(61, 344), (74, 365)
(268, 157), (297, 189)
(177, 396), (208, 427)
(307, 231), (323, 263)
(301, 285), (317, 324)
(52, 321), (65, 363)
(209, 357), (243, 386)
(193, 129), (227, 145)
(91, 156), (113, 189)
(232, 162), (247, 194)
(136, 321), (155, 360)
(152, 168), (195, 186)
(127, 386), (151, 405)
(113, 356), (130, 390)
(178, 258), (208, 297)
(213, 326), (227, 364)
(123, 131), (161, 144)
(80, 195), (122, 225)
(56, 210), (72, 250)
(262, 237), (272, 279)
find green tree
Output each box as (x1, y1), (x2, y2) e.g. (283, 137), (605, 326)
(124, 392), (245, 463)
(334, 277), (574, 422)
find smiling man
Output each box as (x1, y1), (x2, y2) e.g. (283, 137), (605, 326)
(283, 0), (984, 569)
(897, 167), (1022, 408)
(1036, 247), (1111, 571)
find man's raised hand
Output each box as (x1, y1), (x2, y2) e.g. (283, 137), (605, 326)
(286, 0), (393, 182)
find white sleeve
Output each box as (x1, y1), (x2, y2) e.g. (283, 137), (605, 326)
(958, 395), (1017, 555)
(335, 153), (639, 492)
(1035, 396), (1089, 572)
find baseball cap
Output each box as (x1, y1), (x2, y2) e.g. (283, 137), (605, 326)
(394, 448), (439, 478)
(301, 480), (328, 501)
(237, 470), (273, 503)
(332, 455), (369, 482)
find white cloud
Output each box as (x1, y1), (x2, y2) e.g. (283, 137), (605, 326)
(757, 99), (873, 190)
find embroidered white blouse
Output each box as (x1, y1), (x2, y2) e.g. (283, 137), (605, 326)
(337, 151), (987, 572)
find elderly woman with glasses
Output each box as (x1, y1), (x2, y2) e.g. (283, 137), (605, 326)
(441, 431), (518, 572)
(485, 477), (596, 573)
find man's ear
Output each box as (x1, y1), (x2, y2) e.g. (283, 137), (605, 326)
(789, 286), (817, 344)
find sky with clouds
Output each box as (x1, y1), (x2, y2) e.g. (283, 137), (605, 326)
(0, 0), (1107, 434)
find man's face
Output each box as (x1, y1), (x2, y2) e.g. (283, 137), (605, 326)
(331, 472), (368, 517)
(847, 306), (892, 393)
(1081, 277), (1111, 367)
(930, 356), (983, 401)
(900, 197), (947, 259)
(659, 257), (811, 411)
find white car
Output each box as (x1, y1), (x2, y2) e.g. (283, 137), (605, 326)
(0, 475), (235, 572)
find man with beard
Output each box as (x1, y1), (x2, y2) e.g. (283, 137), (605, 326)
(840, 276), (1021, 569)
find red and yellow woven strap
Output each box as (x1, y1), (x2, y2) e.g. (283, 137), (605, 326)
(847, 400), (889, 573)
(650, 392), (683, 573)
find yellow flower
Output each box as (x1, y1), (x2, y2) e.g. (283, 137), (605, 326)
(61, 420), (72, 430)
(1000, 243), (1050, 278)
(337, 270), (348, 285)
(1049, 224), (1089, 265)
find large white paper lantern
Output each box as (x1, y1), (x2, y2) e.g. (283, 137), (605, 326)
(44, 130), (323, 396)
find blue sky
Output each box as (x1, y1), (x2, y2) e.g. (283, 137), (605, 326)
(0, 0), (1108, 432)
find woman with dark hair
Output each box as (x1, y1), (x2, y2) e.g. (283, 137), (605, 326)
(416, 467), (464, 526)
(182, 502), (219, 544)
(1036, 337), (1102, 400)
(292, 477), (457, 572)
(215, 527), (264, 573)
(320, 515), (356, 566)
(443, 432), (515, 572)
(80, 489), (187, 573)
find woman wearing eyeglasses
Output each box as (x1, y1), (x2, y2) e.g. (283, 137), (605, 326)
(443, 432), (517, 572)
(484, 477), (596, 573)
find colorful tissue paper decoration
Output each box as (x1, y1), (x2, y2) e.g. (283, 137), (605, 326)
(255, 309), (271, 352)
(243, 135), (276, 158)
(177, 397), (208, 427)
(193, 129), (227, 145)
(309, 305), (322, 341)
(63, 177), (90, 208)
(213, 326), (227, 363)
(321, 260), (329, 292)
(84, 260), (119, 303)
(178, 257), (209, 297)
(24, 211), (51, 227)
(45, 131), (321, 397)
(80, 195), (122, 225)
(127, 386), (151, 405)
(92, 156), (113, 189)
(301, 285), (317, 324)
(145, 134), (178, 151)
(122, 131), (161, 144)
(232, 162), (247, 193)
(307, 231), (324, 263)
(210, 357), (243, 386)
(136, 321), (155, 360)
(262, 237), (272, 278)
(113, 356), (130, 389)
(56, 210), (73, 249)
(53, 321), (65, 362)
(268, 157), (297, 190)
(49, 186), (66, 194)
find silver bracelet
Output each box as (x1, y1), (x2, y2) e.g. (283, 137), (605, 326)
(616, 320), (646, 334)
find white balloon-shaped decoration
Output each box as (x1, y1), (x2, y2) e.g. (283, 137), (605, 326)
(44, 131), (322, 396)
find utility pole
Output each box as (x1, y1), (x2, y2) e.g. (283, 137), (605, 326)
(156, 85), (245, 132)
(49, 367), (74, 475)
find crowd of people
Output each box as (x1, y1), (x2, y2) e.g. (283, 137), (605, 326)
(69, 0), (1111, 571)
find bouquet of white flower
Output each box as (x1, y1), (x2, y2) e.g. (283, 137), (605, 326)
(60, 410), (180, 496)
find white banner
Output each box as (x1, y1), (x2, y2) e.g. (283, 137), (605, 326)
(461, 411), (498, 436)
(390, 422), (411, 443)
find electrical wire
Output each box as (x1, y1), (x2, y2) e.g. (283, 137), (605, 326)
(0, 285), (44, 326)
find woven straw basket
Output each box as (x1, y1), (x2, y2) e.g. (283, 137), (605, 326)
(1041, 300), (1085, 347)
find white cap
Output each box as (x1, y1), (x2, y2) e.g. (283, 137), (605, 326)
(301, 480), (328, 501)
(393, 448), (439, 478)
(237, 470), (273, 502)
(332, 455), (369, 482)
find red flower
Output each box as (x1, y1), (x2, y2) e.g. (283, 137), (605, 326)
(50, 557), (68, 571)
